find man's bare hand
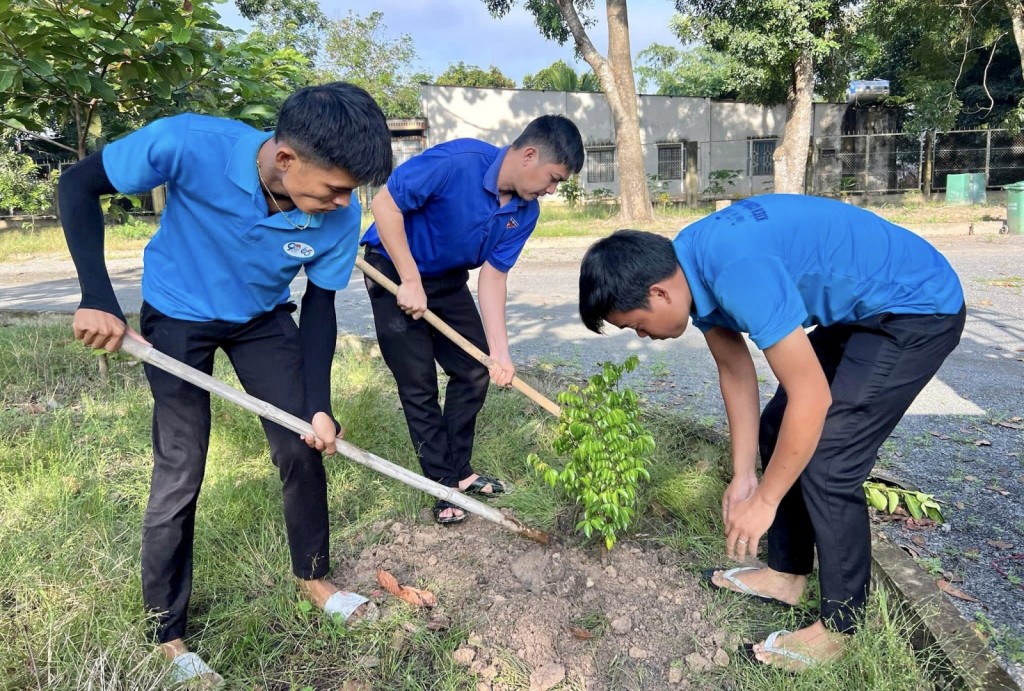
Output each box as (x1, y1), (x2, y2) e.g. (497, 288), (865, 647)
(396, 280), (428, 320)
(73, 308), (147, 351)
(302, 411), (340, 455)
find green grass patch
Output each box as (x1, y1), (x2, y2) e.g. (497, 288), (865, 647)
(0, 219), (155, 263)
(0, 315), (954, 688)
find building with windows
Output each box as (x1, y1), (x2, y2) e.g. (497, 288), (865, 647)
(418, 84), (847, 202)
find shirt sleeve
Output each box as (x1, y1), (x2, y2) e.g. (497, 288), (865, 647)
(711, 257), (808, 350)
(487, 205), (540, 273)
(101, 116), (187, 194)
(385, 147), (453, 213)
(303, 198), (362, 291)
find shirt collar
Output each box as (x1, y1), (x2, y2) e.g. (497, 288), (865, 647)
(483, 146), (529, 208)
(225, 129), (324, 229)
(673, 223), (716, 318)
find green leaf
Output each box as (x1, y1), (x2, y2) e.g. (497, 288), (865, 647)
(904, 494), (924, 519)
(886, 491), (900, 514)
(925, 506), (944, 523)
(866, 487), (887, 511)
(171, 25), (193, 44)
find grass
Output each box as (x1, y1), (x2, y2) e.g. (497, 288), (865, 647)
(0, 314), (956, 689)
(3, 197), (1006, 265)
(0, 218), (156, 263)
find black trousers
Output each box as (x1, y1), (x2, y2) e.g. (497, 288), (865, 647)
(759, 304), (966, 633)
(363, 251), (490, 487)
(139, 302), (330, 643)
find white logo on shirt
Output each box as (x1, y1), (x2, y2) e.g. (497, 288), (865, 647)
(283, 241), (315, 259)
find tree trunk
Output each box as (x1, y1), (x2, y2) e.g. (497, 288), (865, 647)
(772, 51), (814, 195)
(556, 0), (653, 222)
(1009, 0), (1024, 81)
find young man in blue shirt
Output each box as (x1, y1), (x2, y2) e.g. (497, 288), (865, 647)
(59, 83), (392, 683)
(578, 195), (965, 670)
(363, 115), (583, 523)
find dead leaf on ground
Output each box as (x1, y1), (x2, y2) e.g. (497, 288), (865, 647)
(955, 502), (967, 510)
(904, 517), (937, 530)
(375, 568), (438, 608)
(995, 421), (1024, 430)
(911, 536), (927, 546)
(987, 539), (1014, 550)
(568, 626), (594, 640)
(937, 579), (978, 602)
(974, 439), (992, 447)
(928, 430), (951, 440)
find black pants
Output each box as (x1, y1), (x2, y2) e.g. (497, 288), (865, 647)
(363, 251), (490, 487)
(759, 304), (966, 633)
(139, 302), (330, 643)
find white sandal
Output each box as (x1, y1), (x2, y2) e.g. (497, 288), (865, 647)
(168, 651), (224, 687)
(323, 590), (379, 626)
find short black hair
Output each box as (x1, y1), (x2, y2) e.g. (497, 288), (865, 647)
(275, 82), (392, 186)
(579, 230), (679, 333)
(512, 115), (584, 174)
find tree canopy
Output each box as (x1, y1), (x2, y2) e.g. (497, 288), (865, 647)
(0, 0), (308, 158)
(436, 62), (516, 89)
(522, 59), (600, 91)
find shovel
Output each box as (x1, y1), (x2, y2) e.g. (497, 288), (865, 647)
(356, 257), (561, 417)
(118, 337), (553, 545)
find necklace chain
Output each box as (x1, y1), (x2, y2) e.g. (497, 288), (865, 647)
(256, 156), (311, 231)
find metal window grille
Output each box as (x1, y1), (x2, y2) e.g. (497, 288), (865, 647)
(657, 145), (683, 180)
(749, 139), (776, 176)
(587, 148), (615, 183)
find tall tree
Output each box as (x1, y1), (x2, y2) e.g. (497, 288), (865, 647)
(236, 0), (327, 61)
(634, 44), (737, 98)
(856, 0), (1023, 132)
(320, 10), (429, 118)
(0, 0), (308, 159)
(674, 0), (853, 193)
(484, 1), (652, 222)
(522, 59), (600, 91)
(436, 61), (516, 88)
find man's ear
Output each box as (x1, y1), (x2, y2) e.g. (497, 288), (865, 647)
(520, 146), (539, 165)
(648, 282), (672, 304)
(274, 144), (298, 170)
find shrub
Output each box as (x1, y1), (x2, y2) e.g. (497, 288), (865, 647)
(528, 356), (654, 550)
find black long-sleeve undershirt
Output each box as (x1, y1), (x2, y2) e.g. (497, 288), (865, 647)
(299, 282), (339, 426)
(58, 152), (125, 322)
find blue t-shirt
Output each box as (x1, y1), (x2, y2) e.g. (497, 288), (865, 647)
(674, 194), (964, 350)
(361, 139), (540, 275)
(102, 114), (360, 322)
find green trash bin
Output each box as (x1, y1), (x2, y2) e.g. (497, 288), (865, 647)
(1006, 182), (1024, 235)
(946, 173), (987, 204)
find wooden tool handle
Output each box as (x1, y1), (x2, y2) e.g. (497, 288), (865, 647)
(118, 337), (552, 545)
(356, 256), (561, 417)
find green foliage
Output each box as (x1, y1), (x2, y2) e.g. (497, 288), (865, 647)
(863, 481), (944, 523)
(239, 0), (327, 60)
(635, 44), (738, 98)
(436, 61), (516, 88)
(702, 169), (741, 198)
(672, 0), (853, 105)
(0, 150), (55, 217)
(320, 10), (429, 118)
(558, 174), (586, 207)
(0, 0), (309, 158)
(528, 356), (654, 550)
(647, 173), (671, 204)
(522, 59), (600, 92)
(854, 0), (1023, 131)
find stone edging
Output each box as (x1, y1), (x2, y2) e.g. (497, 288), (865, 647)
(872, 535), (1021, 690)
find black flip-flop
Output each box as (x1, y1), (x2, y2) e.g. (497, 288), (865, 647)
(700, 567), (796, 609)
(463, 475), (508, 499)
(432, 499), (467, 525)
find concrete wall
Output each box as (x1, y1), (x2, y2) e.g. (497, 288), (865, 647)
(420, 85), (848, 200)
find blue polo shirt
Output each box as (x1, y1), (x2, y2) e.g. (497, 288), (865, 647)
(674, 194), (964, 350)
(102, 114), (360, 322)
(361, 139), (540, 275)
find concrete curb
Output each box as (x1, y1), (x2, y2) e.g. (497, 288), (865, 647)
(872, 536), (1021, 690)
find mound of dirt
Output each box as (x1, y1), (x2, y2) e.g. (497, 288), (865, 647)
(338, 510), (736, 690)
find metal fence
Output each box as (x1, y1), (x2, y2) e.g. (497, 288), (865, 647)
(805, 128), (1024, 196)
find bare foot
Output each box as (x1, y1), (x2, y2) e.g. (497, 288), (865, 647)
(711, 566), (806, 606)
(298, 578), (371, 620)
(160, 638), (188, 661)
(752, 620), (846, 671)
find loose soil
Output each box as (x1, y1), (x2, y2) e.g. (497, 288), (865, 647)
(337, 512), (732, 691)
